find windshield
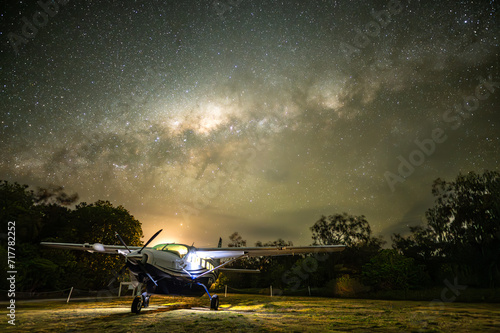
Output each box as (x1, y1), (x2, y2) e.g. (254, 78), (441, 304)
(153, 244), (189, 258)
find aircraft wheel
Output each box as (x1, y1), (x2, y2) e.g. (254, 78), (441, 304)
(131, 296), (142, 314)
(143, 295), (150, 308)
(210, 295), (219, 311)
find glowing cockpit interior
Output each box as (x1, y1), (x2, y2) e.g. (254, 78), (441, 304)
(153, 244), (189, 258)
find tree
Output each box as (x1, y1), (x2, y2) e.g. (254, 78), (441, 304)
(392, 225), (442, 283)
(310, 213), (384, 285)
(223, 235), (298, 289)
(393, 171), (500, 287)
(0, 181), (40, 243)
(34, 185), (78, 206)
(255, 239), (296, 289)
(17, 244), (61, 292)
(0, 181), (78, 244)
(362, 249), (428, 292)
(311, 213), (377, 247)
(255, 238), (293, 248)
(223, 232), (254, 288)
(65, 201), (143, 289)
(69, 200), (143, 246)
(228, 232), (247, 247)
(0, 180), (144, 292)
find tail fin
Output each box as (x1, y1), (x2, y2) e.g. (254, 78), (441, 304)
(217, 237), (222, 248)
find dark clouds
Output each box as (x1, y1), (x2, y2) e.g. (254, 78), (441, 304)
(1, 0), (499, 246)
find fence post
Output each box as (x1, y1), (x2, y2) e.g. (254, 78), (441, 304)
(66, 287), (74, 303)
(225, 285), (227, 297)
(270, 285), (273, 297)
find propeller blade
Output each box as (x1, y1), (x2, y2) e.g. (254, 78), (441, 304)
(115, 232), (132, 253)
(139, 229), (163, 253)
(144, 270), (158, 286)
(107, 264), (128, 287)
(134, 255), (159, 287)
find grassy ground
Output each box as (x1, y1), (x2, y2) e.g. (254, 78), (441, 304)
(2, 294), (499, 332)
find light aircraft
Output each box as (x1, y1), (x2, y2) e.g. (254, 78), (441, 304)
(41, 229), (345, 313)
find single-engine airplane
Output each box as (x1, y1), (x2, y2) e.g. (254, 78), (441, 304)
(41, 229), (344, 313)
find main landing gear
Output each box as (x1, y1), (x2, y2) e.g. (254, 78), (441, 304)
(210, 294), (219, 310)
(131, 292), (150, 314)
(197, 282), (219, 310)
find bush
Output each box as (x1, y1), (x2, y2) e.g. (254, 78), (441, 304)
(326, 274), (370, 297)
(362, 249), (429, 291)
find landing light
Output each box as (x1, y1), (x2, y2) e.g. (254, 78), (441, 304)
(93, 243), (105, 252)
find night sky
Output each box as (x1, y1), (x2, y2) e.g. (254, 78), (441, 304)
(1, 0), (498, 247)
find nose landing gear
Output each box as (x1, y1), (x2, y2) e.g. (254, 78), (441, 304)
(131, 293), (150, 314)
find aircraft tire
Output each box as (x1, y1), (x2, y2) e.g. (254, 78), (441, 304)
(131, 296), (142, 314)
(210, 295), (219, 311)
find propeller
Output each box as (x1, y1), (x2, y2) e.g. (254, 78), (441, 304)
(114, 232), (132, 253)
(138, 229), (163, 253)
(136, 229), (163, 286)
(107, 229), (163, 287)
(107, 264), (128, 287)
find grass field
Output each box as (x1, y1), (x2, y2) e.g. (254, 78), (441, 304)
(2, 294), (499, 332)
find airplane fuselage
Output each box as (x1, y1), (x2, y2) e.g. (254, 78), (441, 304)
(125, 243), (220, 297)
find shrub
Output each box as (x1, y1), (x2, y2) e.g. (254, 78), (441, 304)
(362, 249), (429, 291)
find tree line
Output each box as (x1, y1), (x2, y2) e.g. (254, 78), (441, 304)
(1, 170), (498, 295)
(0, 181), (143, 292)
(219, 170), (500, 293)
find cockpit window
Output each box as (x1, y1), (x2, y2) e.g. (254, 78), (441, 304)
(153, 244), (189, 258)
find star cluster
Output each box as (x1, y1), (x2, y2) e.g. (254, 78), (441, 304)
(1, 0), (498, 245)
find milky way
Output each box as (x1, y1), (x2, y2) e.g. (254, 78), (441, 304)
(1, 0), (499, 246)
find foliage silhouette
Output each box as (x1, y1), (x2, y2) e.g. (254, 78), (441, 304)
(0, 180), (143, 292)
(393, 171), (500, 287)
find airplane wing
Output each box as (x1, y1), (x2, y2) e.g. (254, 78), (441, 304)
(219, 268), (261, 273)
(40, 242), (141, 254)
(41, 242), (345, 258)
(195, 245), (345, 259)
